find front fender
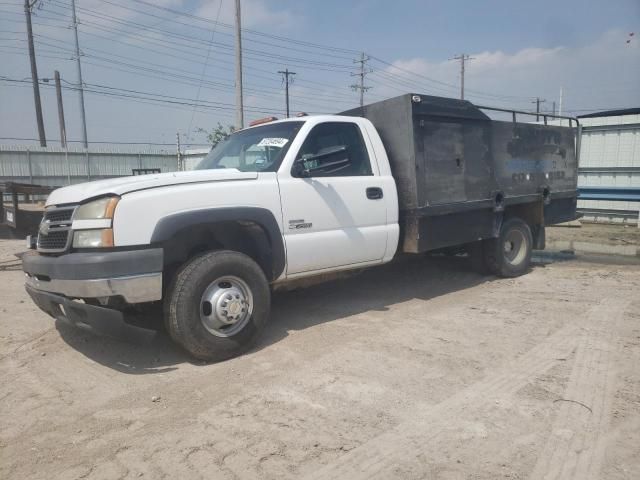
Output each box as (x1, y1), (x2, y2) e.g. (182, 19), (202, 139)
(150, 207), (286, 280)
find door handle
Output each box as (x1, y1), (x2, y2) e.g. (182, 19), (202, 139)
(366, 187), (383, 200)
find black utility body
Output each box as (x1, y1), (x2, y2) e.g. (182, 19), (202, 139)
(342, 94), (580, 252)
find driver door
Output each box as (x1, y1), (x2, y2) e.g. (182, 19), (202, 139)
(277, 121), (388, 275)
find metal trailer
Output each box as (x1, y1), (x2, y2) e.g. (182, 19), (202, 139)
(342, 94), (580, 253)
(0, 182), (58, 236)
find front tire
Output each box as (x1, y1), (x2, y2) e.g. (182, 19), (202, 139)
(165, 250), (270, 361)
(484, 217), (533, 277)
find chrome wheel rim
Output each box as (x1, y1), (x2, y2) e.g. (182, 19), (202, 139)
(503, 229), (528, 266)
(199, 276), (253, 337)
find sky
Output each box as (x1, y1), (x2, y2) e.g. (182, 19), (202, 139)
(0, 0), (638, 150)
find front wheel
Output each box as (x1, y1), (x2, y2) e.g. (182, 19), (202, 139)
(165, 250), (271, 361)
(484, 217), (533, 278)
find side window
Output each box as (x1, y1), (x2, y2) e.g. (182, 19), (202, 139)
(294, 122), (372, 177)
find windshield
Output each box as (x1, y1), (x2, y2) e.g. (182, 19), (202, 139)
(196, 121), (304, 172)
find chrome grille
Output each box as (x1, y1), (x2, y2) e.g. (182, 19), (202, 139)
(37, 230), (70, 250)
(37, 205), (76, 253)
(43, 208), (74, 223)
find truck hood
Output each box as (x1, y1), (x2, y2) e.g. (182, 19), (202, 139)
(46, 169), (258, 206)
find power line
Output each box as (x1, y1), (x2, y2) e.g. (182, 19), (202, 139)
(17, 1), (524, 105)
(29, 25), (360, 102)
(15, 18), (362, 100)
(5, 77), (343, 127)
(0, 78), (282, 114)
(6, 36), (361, 111)
(43, 0), (356, 71)
(3, 76), (353, 120)
(369, 70), (454, 97)
(0, 136), (212, 146)
(7, 0), (625, 136)
(186, 0), (222, 142)
(3, 78), (244, 121)
(125, 0), (360, 55)
(0, 45), (71, 60)
(369, 55), (534, 101)
(99, 0), (356, 61)
(12, 7), (543, 106)
(59, 30), (359, 102)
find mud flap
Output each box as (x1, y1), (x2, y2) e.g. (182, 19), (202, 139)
(533, 225), (546, 250)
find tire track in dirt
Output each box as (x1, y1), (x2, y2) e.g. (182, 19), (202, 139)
(305, 319), (584, 479)
(529, 298), (629, 480)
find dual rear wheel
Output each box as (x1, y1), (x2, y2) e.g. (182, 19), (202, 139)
(470, 217), (533, 277)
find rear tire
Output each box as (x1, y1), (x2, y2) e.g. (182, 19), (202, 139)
(484, 217), (533, 278)
(165, 250), (270, 361)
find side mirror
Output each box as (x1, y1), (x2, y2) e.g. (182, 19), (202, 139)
(294, 145), (350, 177)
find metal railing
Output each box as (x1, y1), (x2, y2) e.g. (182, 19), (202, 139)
(578, 187), (640, 202)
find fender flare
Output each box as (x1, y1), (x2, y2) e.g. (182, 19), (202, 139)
(150, 207), (285, 280)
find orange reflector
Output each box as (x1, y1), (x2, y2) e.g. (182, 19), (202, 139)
(249, 116), (278, 127)
(101, 229), (115, 247)
(104, 197), (119, 219)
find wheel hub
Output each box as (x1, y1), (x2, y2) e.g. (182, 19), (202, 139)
(215, 288), (247, 324)
(503, 230), (527, 266)
(200, 276), (253, 337)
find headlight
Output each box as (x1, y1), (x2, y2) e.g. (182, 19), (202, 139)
(74, 196), (119, 220)
(72, 196), (118, 248)
(73, 229), (114, 248)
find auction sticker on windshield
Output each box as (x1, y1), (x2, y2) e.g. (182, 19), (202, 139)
(257, 138), (289, 148)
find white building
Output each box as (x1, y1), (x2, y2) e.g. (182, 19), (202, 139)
(183, 148), (211, 171)
(577, 108), (640, 225)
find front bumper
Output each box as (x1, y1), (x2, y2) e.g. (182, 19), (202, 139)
(22, 248), (163, 304)
(25, 285), (155, 340)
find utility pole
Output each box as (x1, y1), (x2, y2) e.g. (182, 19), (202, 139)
(350, 52), (372, 107)
(532, 97), (547, 121)
(552, 101), (556, 117)
(451, 54), (474, 100)
(234, 0), (244, 129)
(54, 71), (67, 148)
(71, 0), (88, 148)
(24, 0), (46, 147)
(176, 132), (182, 171)
(558, 87), (564, 116)
(278, 68), (296, 118)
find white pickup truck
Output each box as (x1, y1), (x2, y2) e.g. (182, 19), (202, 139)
(23, 94), (580, 360)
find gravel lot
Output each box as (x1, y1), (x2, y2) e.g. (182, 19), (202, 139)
(1, 226), (639, 480)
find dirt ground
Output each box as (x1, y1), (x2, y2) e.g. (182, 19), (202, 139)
(1, 225), (639, 480)
(547, 222), (640, 247)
